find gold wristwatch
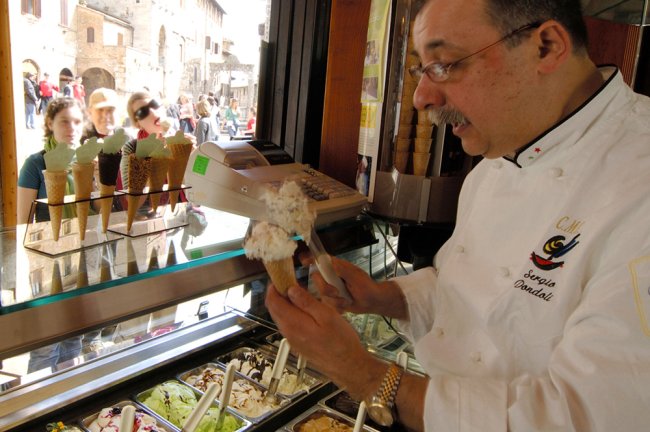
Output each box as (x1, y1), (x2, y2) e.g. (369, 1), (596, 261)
(366, 363), (404, 426)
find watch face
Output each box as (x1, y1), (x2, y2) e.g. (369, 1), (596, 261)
(368, 402), (394, 427)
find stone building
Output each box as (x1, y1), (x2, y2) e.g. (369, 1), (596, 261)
(14, 0), (260, 109)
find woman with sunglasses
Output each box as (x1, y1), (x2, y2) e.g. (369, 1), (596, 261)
(118, 91), (195, 211)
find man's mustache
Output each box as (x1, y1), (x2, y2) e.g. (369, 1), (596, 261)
(425, 108), (467, 126)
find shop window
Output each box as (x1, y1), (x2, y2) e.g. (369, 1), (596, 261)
(205, 36), (211, 50)
(21, 0), (41, 17)
(214, 43), (219, 54)
(117, 33), (124, 46)
(86, 27), (95, 43)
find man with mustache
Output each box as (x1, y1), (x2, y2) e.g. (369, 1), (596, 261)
(266, 0), (650, 430)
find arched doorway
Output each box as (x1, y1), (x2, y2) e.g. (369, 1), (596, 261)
(22, 59), (39, 78)
(59, 68), (74, 91)
(81, 68), (116, 104)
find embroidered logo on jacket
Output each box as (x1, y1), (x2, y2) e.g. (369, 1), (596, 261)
(530, 234), (580, 271)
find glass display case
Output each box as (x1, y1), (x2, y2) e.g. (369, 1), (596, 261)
(0, 207), (417, 431)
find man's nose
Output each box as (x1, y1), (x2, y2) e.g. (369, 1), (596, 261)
(412, 78), (445, 111)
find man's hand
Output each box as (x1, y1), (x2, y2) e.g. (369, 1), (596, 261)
(305, 255), (408, 320)
(265, 284), (386, 400)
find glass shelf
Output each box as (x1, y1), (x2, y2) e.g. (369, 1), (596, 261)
(2, 206), (251, 314)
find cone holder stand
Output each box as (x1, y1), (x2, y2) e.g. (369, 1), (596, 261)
(23, 185), (191, 256)
(23, 191), (125, 257)
(106, 184), (191, 238)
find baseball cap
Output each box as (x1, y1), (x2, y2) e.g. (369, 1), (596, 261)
(88, 88), (118, 109)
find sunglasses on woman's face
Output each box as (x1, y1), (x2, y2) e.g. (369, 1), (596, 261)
(134, 99), (162, 121)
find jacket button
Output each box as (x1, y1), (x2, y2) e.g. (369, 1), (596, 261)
(549, 167), (563, 178)
(455, 245), (465, 254)
(470, 351), (482, 363)
(493, 160), (503, 169)
(499, 267), (510, 277)
(433, 327), (444, 337)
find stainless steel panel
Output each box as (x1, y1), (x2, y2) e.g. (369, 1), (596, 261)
(0, 312), (255, 431)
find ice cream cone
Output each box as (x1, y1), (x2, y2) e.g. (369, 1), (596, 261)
(72, 162), (94, 241)
(263, 257), (297, 296)
(126, 154), (152, 231)
(44, 170), (68, 241)
(166, 241), (178, 266)
(415, 125), (433, 139)
(126, 195), (141, 232)
(417, 109), (434, 125)
(148, 157), (170, 211)
(51, 260), (62, 294)
(99, 183), (116, 232)
(99, 244), (112, 282)
(397, 124), (412, 139)
(126, 238), (139, 276)
(394, 151), (409, 173)
(400, 105), (415, 125)
(396, 138), (412, 152)
(413, 152), (431, 176)
(414, 138), (432, 153)
(77, 250), (88, 288)
(97, 151), (122, 232)
(167, 144), (193, 211)
(402, 80), (418, 99)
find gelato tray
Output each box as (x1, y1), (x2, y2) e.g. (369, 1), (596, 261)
(216, 346), (322, 398)
(44, 420), (84, 432)
(135, 380), (251, 432)
(282, 406), (372, 432)
(80, 400), (175, 432)
(178, 362), (290, 423)
(321, 389), (408, 432)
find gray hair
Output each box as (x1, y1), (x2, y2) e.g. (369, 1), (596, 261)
(484, 0), (588, 51)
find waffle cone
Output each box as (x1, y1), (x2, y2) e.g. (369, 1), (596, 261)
(72, 162), (94, 240)
(167, 144), (192, 211)
(263, 257), (297, 297)
(126, 239), (139, 276)
(127, 154), (151, 192)
(393, 151), (409, 173)
(51, 261), (63, 294)
(99, 183), (115, 232)
(77, 250), (88, 288)
(414, 138), (432, 153)
(44, 170), (68, 241)
(149, 157), (170, 211)
(413, 152), (431, 176)
(126, 194), (140, 232)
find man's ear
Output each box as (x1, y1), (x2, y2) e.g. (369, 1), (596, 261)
(534, 20), (572, 74)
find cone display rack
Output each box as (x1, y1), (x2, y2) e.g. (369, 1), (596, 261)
(106, 184), (191, 238)
(23, 186), (190, 256)
(23, 191), (125, 257)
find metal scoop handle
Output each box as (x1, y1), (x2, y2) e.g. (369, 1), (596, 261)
(307, 229), (352, 302)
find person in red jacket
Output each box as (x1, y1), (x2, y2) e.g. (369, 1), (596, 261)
(72, 75), (86, 108)
(38, 72), (59, 114)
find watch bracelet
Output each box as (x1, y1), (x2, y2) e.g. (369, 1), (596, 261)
(378, 363), (405, 407)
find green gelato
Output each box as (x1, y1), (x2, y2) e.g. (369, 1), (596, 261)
(77, 137), (102, 163)
(44, 142), (75, 171)
(141, 381), (242, 432)
(102, 128), (129, 154)
(136, 134), (164, 158)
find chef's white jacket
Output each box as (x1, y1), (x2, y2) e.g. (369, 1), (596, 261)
(395, 67), (650, 431)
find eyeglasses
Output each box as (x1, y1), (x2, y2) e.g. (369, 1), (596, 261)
(408, 21), (542, 83)
(133, 99), (162, 120)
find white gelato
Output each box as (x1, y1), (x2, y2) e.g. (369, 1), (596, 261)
(225, 349), (312, 396)
(263, 181), (315, 243)
(243, 222), (296, 261)
(185, 366), (283, 418)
